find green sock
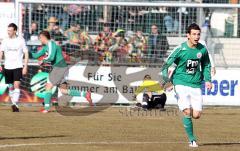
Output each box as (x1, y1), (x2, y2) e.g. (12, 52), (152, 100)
(44, 91), (52, 110)
(182, 116), (196, 142)
(68, 89), (86, 97)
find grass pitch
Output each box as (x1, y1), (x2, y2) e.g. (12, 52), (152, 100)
(0, 105), (239, 151)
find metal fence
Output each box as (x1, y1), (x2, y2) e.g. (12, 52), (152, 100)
(16, 0), (240, 68)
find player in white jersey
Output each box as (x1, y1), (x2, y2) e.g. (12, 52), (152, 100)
(0, 23), (29, 112)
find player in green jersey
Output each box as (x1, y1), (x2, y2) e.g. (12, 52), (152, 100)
(31, 31), (92, 113)
(162, 23), (212, 147)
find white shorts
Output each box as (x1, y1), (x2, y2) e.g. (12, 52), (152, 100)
(174, 85), (203, 111)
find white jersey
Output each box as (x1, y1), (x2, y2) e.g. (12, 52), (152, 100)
(0, 36), (28, 69)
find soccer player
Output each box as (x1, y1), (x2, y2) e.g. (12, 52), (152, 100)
(134, 74), (166, 110)
(0, 23), (29, 112)
(161, 23), (212, 147)
(31, 31), (92, 113)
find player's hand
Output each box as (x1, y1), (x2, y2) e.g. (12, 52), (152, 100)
(211, 67), (216, 77)
(164, 82), (174, 92)
(22, 66), (28, 76)
(205, 82), (212, 90)
(0, 66), (2, 73)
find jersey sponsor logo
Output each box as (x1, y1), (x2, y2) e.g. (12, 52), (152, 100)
(197, 52), (202, 59)
(7, 48), (18, 51)
(186, 59), (199, 74)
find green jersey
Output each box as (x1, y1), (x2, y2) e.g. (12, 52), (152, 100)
(162, 41), (211, 88)
(32, 40), (67, 67)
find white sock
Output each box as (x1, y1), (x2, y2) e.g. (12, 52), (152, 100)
(8, 84), (14, 101)
(12, 89), (20, 107)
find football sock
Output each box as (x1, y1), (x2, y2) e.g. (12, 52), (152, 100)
(8, 84), (14, 101)
(68, 89), (86, 97)
(12, 89), (20, 106)
(182, 116), (196, 142)
(44, 90), (52, 111)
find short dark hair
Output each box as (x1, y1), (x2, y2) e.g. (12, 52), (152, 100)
(39, 30), (51, 40)
(8, 23), (18, 31)
(144, 74), (151, 80)
(152, 23), (158, 26)
(31, 21), (38, 26)
(187, 23), (201, 34)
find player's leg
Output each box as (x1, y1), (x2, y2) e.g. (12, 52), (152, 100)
(51, 66), (93, 106)
(4, 68), (16, 111)
(11, 68), (23, 112)
(42, 83), (53, 113)
(175, 85), (197, 147)
(67, 88), (93, 106)
(186, 87), (203, 147)
(152, 93), (167, 110)
(182, 108), (198, 147)
(12, 81), (21, 112)
(142, 93), (150, 109)
(190, 87), (203, 120)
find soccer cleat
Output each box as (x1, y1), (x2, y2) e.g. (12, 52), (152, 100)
(86, 91), (93, 106)
(135, 103), (142, 108)
(40, 109), (49, 113)
(189, 141), (198, 148)
(11, 104), (19, 112)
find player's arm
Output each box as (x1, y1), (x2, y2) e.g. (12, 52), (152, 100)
(31, 46), (47, 59)
(134, 81), (147, 96)
(202, 50), (212, 89)
(42, 42), (57, 63)
(22, 39), (29, 75)
(0, 40), (5, 72)
(0, 51), (3, 72)
(161, 46), (180, 83)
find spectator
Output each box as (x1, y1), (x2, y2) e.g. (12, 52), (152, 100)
(46, 17), (58, 33)
(79, 31), (92, 52)
(134, 74), (166, 110)
(51, 22), (66, 45)
(132, 28), (147, 62)
(109, 29), (128, 62)
(24, 22), (38, 41)
(95, 23), (114, 51)
(164, 15), (174, 33)
(95, 23), (115, 62)
(45, 17), (65, 44)
(125, 31), (140, 63)
(64, 23), (80, 45)
(147, 24), (169, 63)
(23, 22), (39, 55)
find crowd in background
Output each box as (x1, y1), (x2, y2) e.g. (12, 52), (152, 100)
(25, 16), (169, 64)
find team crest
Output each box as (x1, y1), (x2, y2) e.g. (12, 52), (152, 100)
(197, 52), (202, 58)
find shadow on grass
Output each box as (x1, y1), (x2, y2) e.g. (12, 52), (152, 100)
(0, 135), (67, 140)
(201, 142), (240, 146)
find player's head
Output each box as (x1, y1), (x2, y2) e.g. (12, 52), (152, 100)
(187, 23), (201, 46)
(144, 74), (151, 80)
(39, 30), (51, 44)
(7, 23), (17, 38)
